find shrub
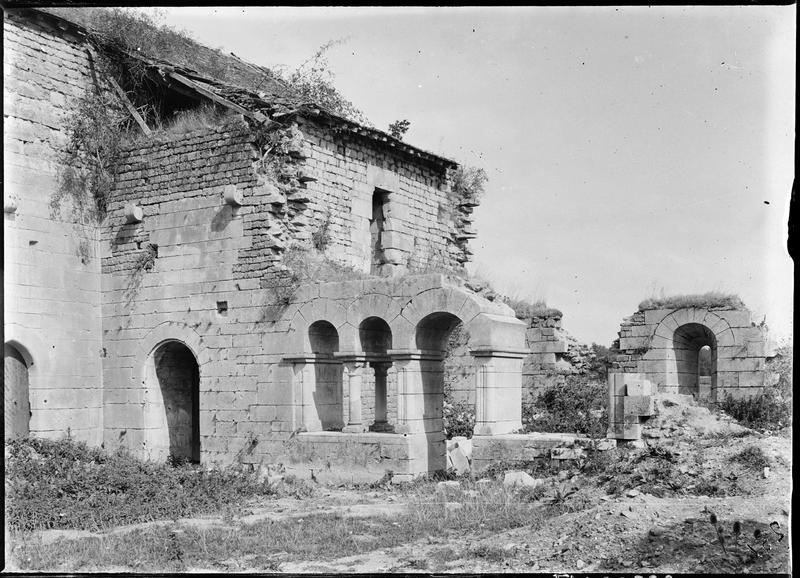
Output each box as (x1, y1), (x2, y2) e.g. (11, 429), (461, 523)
(443, 399), (476, 439)
(733, 446), (770, 470)
(5, 437), (276, 532)
(524, 376), (607, 437)
(719, 390), (792, 431)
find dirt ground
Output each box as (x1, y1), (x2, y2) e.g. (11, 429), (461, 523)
(12, 398), (793, 574)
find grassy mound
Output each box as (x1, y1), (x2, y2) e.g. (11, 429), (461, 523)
(638, 291), (745, 311)
(5, 437), (276, 532)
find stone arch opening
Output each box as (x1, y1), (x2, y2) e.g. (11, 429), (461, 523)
(416, 312), (465, 472)
(4, 342), (31, 439)
(146, 340), (200, 463)
(359, 316), (393, 431)
(672, 323), (717, 398)
(308, 321), (344, 430)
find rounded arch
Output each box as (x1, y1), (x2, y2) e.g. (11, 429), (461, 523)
(4, 342), (31, 439)
(670, 322), (718, 397)
(415, 311), (463, 353)
(286, 298), (351, 354)
(359, 316), (393, 354)
(144, 338), (201, 463)
(309, 320), (340, 355)
(393, 286), (521, 350)
(136, 321), (210, 380)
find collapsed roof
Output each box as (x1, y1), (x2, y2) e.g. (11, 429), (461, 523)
(21, 7), (458, 170)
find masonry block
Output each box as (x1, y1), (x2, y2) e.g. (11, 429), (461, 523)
(623, 395), (654, 417)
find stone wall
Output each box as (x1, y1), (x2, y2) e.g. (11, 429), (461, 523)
(4, 13), (104, 444)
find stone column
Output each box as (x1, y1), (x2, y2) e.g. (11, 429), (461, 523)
(282, 354), (328, 432)
(371, 361), (392, 431)
(335, 353), (368, 433)
(471, 348), (526, 435)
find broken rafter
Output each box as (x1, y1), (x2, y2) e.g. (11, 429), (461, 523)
(107, 76), (152, 136)
(168, 71), (273, 125)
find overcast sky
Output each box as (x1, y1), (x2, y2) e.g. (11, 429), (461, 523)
(161, 6), (795, 346)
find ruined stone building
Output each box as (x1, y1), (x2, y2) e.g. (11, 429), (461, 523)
(4, 8), (529, 481)
(4, 9), (776, 480)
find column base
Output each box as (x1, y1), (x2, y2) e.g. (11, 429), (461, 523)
(342, 424), (368, 433)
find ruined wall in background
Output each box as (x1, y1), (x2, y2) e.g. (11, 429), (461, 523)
(4, 13), (104, 444)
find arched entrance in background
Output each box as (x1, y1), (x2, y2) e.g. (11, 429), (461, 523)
(308, 320), (344, 430)
(359, 316), (393, 431)
(147, 341), (200, 462)
(672, 323), (717, 399)
(4, 343), (31, 439)
(416, 312), (465, 473)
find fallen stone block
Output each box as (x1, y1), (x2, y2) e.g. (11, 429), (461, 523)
(594, 438), (617, 451)
(449, 446), (471, 475)
(453, 436), (473, 461)
(436, 480), (461, 491)
(503, 470), (538, 487)
(551, 447), (585, 460)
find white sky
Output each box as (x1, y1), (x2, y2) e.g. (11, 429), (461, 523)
(160, 6), (795, 346)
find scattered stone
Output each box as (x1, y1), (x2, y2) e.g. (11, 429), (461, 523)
(626, 489), (641, 497)
(621, 560), (634, 568)
(648, 527), (664, 537)
(596, 439), (617, 451)
(557, 470), (569, 481)
(576, 559), (585, 569)
(504, 471), (539, 487)
(436, 481), (460, 491)
(476, 479), (492, 486)
(763, 467), (771, 479)
(445, 502), (463, 511)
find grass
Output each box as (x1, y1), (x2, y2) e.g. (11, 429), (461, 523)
(638, 291), (745, 311)
(5, 437), (278, 532)
(9, 479), (549, 572)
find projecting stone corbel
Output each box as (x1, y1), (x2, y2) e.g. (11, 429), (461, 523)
(124, 204), (144, 224)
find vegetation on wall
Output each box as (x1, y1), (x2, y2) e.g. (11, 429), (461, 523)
(388, 119), (411, 140)
(638, 291), (745, 311)
(274, 38), (371, 125)
(50, 88), (129, 227)
(501, 297), (563, 320)
(449, 165), (488, 205)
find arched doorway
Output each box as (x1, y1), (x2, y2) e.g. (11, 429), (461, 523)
(358, 316), (392, 431)
(4, 343), (31, 439)
(416, 312), (465, 473)
(308, 320), (344, 430)
(672, 323), (717, 399)
(147, 341), (200, 462)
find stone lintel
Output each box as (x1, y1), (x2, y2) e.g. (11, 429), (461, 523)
(282, 353), (338, 364)
(386, 349), (444, 361)
(469, 347), (530, 359)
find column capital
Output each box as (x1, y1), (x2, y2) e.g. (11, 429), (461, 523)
(332, 351), (368, 364)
